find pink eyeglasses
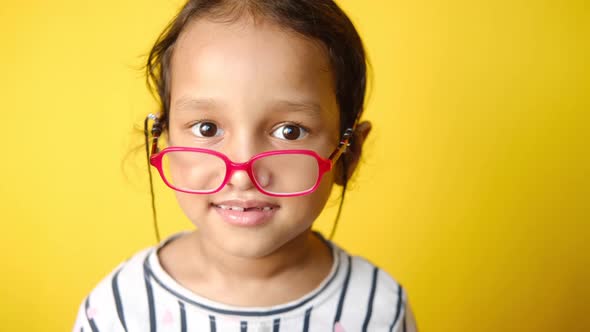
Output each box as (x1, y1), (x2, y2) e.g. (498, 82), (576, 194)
(147, 114), (354, 197)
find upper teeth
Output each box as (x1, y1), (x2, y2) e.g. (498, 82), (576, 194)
(219, 205), (244, 211)
(216, 205), (273, 211)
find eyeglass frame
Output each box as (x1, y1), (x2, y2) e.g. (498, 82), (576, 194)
(146, 113), (356, 197)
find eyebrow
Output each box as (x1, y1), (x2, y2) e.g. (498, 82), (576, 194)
(270, 99), (323, 118)
(174, 97), (222, 112)
(173, 96), (324, 118)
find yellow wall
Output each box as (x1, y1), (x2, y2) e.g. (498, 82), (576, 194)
(1, 0), (588, 330)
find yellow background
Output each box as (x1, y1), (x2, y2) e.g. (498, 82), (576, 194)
(1, 0), (588, 331)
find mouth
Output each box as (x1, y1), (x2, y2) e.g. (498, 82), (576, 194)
(212, 204), (278, 212)
(210, 200), (280, 226)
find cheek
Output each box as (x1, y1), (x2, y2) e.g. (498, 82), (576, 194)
(315, 171), (335, 202)
(174, 191), (210, 225)
(287, 171), (335, 225)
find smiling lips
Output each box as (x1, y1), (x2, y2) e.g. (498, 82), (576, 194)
(211, 200), (280, 226)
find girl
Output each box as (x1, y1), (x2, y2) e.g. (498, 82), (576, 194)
(74, 1), (417, 331)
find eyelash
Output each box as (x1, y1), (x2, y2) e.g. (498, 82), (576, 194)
(186, 119), (212, 129)
(276, 121), (310, 131)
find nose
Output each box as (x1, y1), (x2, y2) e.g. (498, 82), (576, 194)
(225, 165), (256, 191)
(222, 141), (259, 192)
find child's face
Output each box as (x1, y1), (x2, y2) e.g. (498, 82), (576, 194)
(166, 16), (341, 258)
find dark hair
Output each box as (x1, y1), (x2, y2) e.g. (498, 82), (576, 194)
(144, 0), (368, 241)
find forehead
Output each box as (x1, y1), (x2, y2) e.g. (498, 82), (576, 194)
(169, 15), (338, 119)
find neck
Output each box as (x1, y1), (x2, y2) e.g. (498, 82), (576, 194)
(160, 229), (334, 306)
(193, 229), (324, 282)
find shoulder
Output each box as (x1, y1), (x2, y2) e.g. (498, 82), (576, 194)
(330, 242), (417, 331)
(72, 246), (154, 332)
(331, 242), (404, 299)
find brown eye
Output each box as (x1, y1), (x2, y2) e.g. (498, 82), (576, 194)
(191, 121), (223, 138)
(271, 124), (308, 140)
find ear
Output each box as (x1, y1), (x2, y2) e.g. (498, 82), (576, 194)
(334, 121), (372, 185)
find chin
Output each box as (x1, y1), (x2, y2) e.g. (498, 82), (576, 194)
(214, 230), (293, 259)
(208, 217), (312, 258)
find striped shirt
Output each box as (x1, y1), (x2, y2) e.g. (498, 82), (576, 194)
(73, 235), (417, 332)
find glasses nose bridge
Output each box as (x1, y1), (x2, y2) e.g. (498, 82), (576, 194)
(226, 159), (253, 177)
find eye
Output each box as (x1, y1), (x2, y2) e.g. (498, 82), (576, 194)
(190, 121), (224, 138)
(271, 124), (308, 141)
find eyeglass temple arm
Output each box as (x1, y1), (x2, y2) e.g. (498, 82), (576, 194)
(147, 113), (162, 156)
(328, 127), (354, 162)
(328, 111), (362, 162)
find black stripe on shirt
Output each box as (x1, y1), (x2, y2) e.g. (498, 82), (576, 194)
(209, 315), (217, 332)
(111, 268), (128, 332)
(241, 321), (248, 332)
(179, 301), (187, 332)
(143, 264), (157, 332)
(273, 318), (281, 332)
(303, 307), (312, 332)
(403, 313), (407, 332)
(84, 297), (99, 332)
(362, 267), (379, 331)
(334, 255), (352, 323)
(389, 284), (404, 331)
